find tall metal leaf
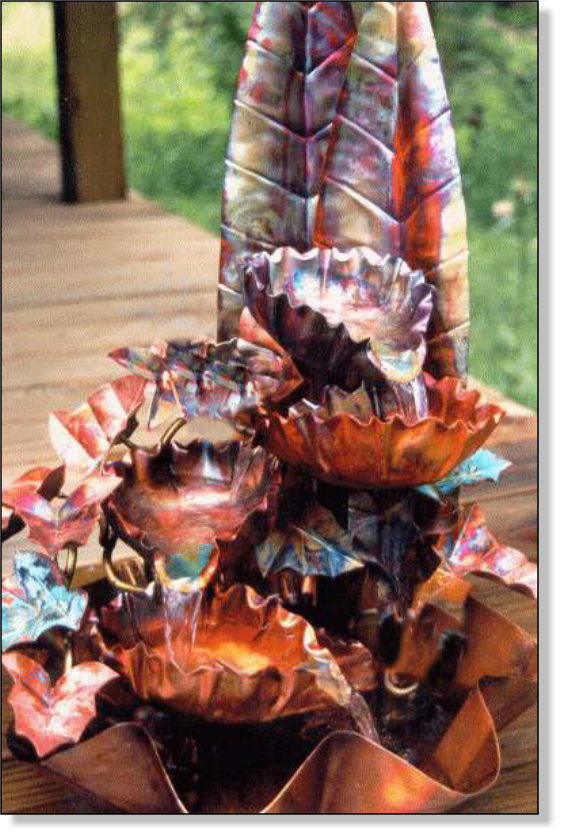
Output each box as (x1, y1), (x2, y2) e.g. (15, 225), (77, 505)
(314, 1), (469, 379)
(218, 1), (358, 339)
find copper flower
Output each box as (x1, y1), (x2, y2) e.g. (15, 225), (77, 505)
(109, 335), (302, 431)
(260, 375), (504, 489)
(105, 440), (273, 587)
(242, 246), (434, 419)
(100, 583), (353, 724)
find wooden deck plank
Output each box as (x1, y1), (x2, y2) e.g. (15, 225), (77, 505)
(1, 116), (538, 815)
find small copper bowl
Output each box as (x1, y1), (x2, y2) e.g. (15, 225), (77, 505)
(105, 440), (274, 588)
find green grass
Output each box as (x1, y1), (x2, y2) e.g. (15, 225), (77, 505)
(1, 2), (537, 410)
(468, 228), (537, 409)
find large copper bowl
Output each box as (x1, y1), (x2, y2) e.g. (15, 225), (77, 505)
(261, 376), (504, 489)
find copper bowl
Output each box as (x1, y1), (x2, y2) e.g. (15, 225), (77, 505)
(105, 440), (273, 586)
(97, 583), (354, 725)
(261, 376), (504, 489)
(242, 247), (435, 420)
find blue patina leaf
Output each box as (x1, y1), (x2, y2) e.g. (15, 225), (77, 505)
(417, 449), (511, 499)
(1, 550), (88, 651)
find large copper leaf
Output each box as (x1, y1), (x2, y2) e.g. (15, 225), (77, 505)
(314, 1), (469, 379)
(2, 550), (88, 652)
(2, 653), (118, 758)
(218, 1), (358, 339)
(435, 503), (537, 599)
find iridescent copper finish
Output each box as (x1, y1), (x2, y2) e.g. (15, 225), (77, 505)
(314, 1), (469, 380)
(41, 585), (536, 814)
(243, 246), (434, 419)
(2, 465), (65, 540)
(218, 1), (358, 339)
(109, 336), (302, 431)
(435, 503), (537, 598)
(49, 375), (147, 481)
(12, 473), (122, 558)
(220, 3), (469, 383)
(1, 0), (536, 817)
(106, 440), (273, 572)
(2, 653), (118, 758)
(261, 375), (504, 489)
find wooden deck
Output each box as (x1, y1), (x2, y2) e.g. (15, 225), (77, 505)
(2, 116), (537, 815)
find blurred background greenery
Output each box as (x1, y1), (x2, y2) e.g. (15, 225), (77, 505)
(2, 1), (537, 408)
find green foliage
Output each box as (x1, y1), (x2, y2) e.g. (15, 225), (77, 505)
(469, 227), (537, 409)
(119, 1), (253, 102)
(1, 1), (536, 410)
(1, 2), (58, 139)
(118, 16), (234, 232)
(432, 1), (537, 232)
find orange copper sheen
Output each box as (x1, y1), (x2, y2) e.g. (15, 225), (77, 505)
(263, 376), (504, 489)
(108, 584), (352, 724)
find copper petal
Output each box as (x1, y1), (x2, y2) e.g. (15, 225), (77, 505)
(13, 473), (122, 557)
(410, 567), (473, 616)
(110, 336), (302, 431)
(455, 596), (537, 690)
(255, 502), (363, 578)
(243, 246), (433, 385)
(314, 1), (469, 380)
(218, 1), (358, 338)
(393, 592), (537, 693)
(2, 465), (65, 541)
(315, 629), (377, 694)
(49, 376), (147, 481)
(2, 652), (118, 758)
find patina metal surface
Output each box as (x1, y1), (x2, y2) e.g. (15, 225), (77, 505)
(97, 583), (353, 725)
(243, 246), (434, 420)
(435, 503), (537, 598)
(38, 581), (535, 814)
(106, 440), (273, 570)
(2, 653), (118, 759)
(10, 473), (122, 558)
(1, 1), (536, 817)
(314, 1), (469, 380)
(219, 2), (469, 382)
(2, 550), (88, 652)
(110, 337), (302, 431)
(49, 376), (147, 482)
(218, 1), (358, 340)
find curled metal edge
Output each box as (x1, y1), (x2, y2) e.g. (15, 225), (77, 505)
(105, 439), (273, 566)
(43, 686), (501, 815)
